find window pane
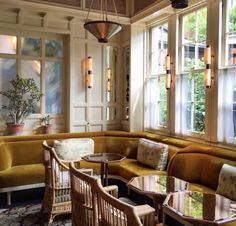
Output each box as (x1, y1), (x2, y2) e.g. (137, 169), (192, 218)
(151, 23), (168, 75)
(159, 76), (167, 100)
(194, 102), (205, 132)
(185, 103), (192, 130)
(45, 40), (63, 58)
(184, 44), (195, 71)
(197, 43), (205, 69)
(227, 37), (236, 65)
(0, 35), (17, 54)
(0, 58), (16, 114)
(45, 61), (62, 114)
(228, 2), (236, 33)
(159, 101), (167, 127)
(197, 8), (207, 42)
(21, 60), (41, 113)
(194, 73), (205, 102)
(183, 12), (196, 42)
(21, 37), (41, 57)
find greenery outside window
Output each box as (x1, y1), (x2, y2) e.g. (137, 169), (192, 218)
(146, 22), (168, 129)
(179, 7), (207, 134)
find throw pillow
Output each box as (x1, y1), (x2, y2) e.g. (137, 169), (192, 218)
(137, 138), (168, 170)
(216, 164), (236, 201)
(54, 138), (94, 161)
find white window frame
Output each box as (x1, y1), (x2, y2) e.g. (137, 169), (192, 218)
(147, 21), (169, 131)
(178, 5), (207, 139)
(0, 30), (65, 118)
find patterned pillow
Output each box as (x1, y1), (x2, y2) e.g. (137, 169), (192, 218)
(54, 138), (94, 161)
(137, 138), (168, 170)
(216, 164), (236, 201)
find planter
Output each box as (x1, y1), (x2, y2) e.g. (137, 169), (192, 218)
(7, 123), (24, 135)
(41, 124), (53, 134)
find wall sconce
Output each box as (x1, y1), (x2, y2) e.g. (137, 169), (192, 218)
(87, 56), (93, 88)
(165, 54), (171, 90)
(107, 68), (112, 92)
(204, 45), (212, 88)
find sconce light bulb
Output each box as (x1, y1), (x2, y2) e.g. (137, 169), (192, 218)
(204, 45), (211, 65)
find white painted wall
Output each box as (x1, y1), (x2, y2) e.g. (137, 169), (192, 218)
(0, 0), (130, 135)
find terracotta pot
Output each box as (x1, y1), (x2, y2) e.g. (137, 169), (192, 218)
(41, 124), (53, 134)
(7, 123), (24, 135)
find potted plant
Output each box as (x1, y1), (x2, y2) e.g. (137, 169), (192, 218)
(40, 115), (53, 134)
(0, 75), (43, 135)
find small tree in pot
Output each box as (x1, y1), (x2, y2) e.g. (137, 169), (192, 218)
(40, 115), (53, 134)
(0, 75), (43, 135)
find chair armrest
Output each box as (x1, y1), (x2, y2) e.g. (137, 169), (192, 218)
(134, 204), (156, 226)
(104, 185), (118, 198)
(80, 168), (93, 176)
(134, 204), (155, 216)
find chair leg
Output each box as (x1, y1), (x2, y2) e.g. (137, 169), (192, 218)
(7, 192), (11, 206)
(48, 213), (54, 226)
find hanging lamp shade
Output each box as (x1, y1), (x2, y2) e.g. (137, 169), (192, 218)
(84, 20), (122, 43)
(171, 0), (188, 8)
(84, 0), (122, 43)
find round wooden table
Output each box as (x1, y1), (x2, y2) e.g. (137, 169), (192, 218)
(82, 153), (125, 186)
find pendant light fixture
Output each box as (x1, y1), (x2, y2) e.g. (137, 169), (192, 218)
(171, 0), (188, 9)
(84, 0), (122, 43)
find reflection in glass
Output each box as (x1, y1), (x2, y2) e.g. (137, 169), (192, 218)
(151, 23), (168, 75)
(21, 60), (41, 113)
(106, 46), (117, 106)
(0, 35), (17, 54)
(21, 37), (41, 57)
(0, 58), (16, 115)
(46, 40), (63, 58)
(106, 107), (116, 121)
(45, 61), (62, 114)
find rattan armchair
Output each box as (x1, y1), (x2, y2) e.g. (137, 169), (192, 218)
(95, 179), (156, 226)
(69, 162), (118, 226)
(42, 141), (80, 225)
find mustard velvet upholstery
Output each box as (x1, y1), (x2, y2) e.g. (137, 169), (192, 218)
(0, 141), (11, 171)
(0, 164), (44, 188)
(2, 130), (233, 195)
(168, 144), (236, 191)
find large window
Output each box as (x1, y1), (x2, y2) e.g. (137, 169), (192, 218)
(218, 0), (236, 143)
(178, 7), (207, 135)
(146, 23), (168, 129)
(0, 34), (64, 116)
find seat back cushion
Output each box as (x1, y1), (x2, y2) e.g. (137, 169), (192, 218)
(54, 138), (94, 161)
(0, 141), (11, 170)
(216, 164), (236, 201)
(137, 138), (168, 170)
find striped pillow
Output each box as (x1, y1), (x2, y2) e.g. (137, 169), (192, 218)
(137, 138), (168, 170)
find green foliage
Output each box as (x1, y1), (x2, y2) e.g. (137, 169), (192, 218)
(229, 7), (236, 32)
(0, 75), (43, 124)
(40, 115), (51, 125)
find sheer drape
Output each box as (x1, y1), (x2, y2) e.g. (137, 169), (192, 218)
(218, 68), (235, 143)
(175, 74), (188, 135)
(145, 78), (158, 129)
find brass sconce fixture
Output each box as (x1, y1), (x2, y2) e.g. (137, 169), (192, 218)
(165, 54), (171, 90)
(204, 45), (211, 88)
(87, 56), (93, 88)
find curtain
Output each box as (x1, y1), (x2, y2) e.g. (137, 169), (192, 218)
(218, 68), (235, 143)
(145, 78), (158, 129)
(175, 74), (189, 135)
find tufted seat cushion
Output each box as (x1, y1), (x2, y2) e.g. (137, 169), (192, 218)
(0, 164), (44, 188)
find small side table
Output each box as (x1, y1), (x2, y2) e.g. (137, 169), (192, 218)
(127, 175), (188, 222)
(163, 191), (236, 226)
(82, 153), (125, 186)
